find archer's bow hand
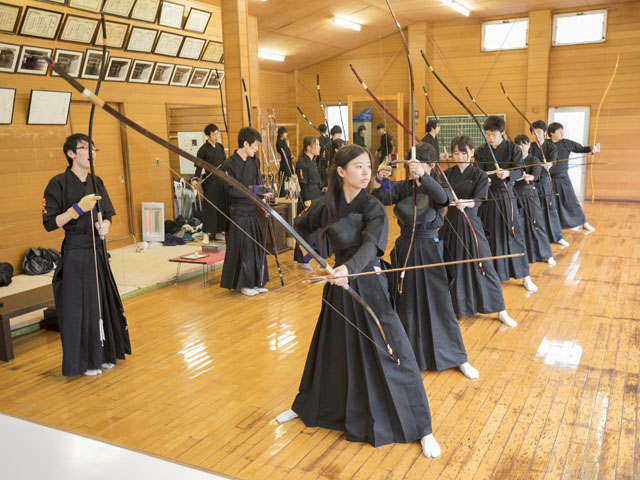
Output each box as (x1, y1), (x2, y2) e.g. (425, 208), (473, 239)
(253, 184), (274, 198)
(542, 162), (552, 171)
(454, 199), (475, 212)
(326, 264), (349, 287)
(495, 168), (510, 180)
(408, 160), (426, 179)
(67, 194), (102, 219)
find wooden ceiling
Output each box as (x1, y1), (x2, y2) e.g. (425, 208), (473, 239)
(247, 0), (634, 72)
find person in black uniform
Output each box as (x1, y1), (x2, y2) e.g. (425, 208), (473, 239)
(220, 127), (270, 297)
(195, 123), (228, 243)
(330, 125), (343, 141)
(42, 133), (131, 376)
(530, 121), (569, 247)
(376, 123), (393, 164)
(513, 135), (556, 266)
(475, 116), (538, 292)
(317, 124), (331, 189)
(276, 126), (295, 197)
(421, 119), (440, 156)
(440, 135), (517, 326)
(372, 143), (479, 378)
(275, 144), (441, 458)
(547, 122), (596, 232)
(353, 125), (366, 147)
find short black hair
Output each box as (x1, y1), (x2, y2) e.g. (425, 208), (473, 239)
(547, 122), (563, 137)
(376, 123), (385, 130)
(357, 125), (366, 133)
(530, 120), (547, 133)
(483, 115), (506, 133)
(63, 133), (92, 167)
(330, 125), (342, 136)
(318, 124), (327, 133)
(277, 126), (287, 137)
(514, 134), (530, 146)
(426, 119), (438, 133)
(204, 123), (219, 136)
(451, 135), (474, 153)
(237, 126), (262, 148)
(415, 142), (438, 164)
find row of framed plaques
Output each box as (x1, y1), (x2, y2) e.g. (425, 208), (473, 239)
(2, 0), (211, 33)
(1, 5), (222, 62)
(0, 42), (224, 88)
(0, 87), (72, 125)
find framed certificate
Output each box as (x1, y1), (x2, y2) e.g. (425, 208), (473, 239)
(36, 0), (67, 4)
(154, 31), (183, 57)
(178, 36), (205, 60)
(19, 7), (63, 39)
(59, 15), (99, 44)
(27, 89), (72, 125)
(130, 0), (159, 23)
(51, 48), (83, 77)
(0, 42), (21, 72)
(68, 0), (103, 14)
(0, 3), (22, 34)
(0, 87), (16, 124)
(17, 45), (53, 75)
(184, 8), (210, 33)
(158, 1), (183, 29)
(126, 26), (157, 53)
(128, 58), (154, 83)
(104, 56), (131, 81)
(188, 67), (208, 88)
(150, 62), (174, 85)
(201, 40), (223, 63)
(81, 48), (109, 79)
(204, 69), (224, 89)
(169, 64), (192, 86)
(101, 0), (135, 18)
(94, 19), (128, 49)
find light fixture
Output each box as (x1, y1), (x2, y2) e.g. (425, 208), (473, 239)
(258, 50), (285, 62)
(439, 0), (470, 17)
(333, 16), (362, 31)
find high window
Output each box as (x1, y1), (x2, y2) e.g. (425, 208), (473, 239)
(553, 10), (607, 46)
(481, 18), (528, 52)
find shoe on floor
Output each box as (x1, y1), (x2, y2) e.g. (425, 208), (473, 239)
(547, 257), (557, 266)
(101, 363), (115, 370)
(254, 287), (268, 293)
(300, 263), (313, 270)
(583, 222), (595, 232)
(557, 238), (570, 247)
(83, 369), (102, 376)
(240, 288), (259, 297)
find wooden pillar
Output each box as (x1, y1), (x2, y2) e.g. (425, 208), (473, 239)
(525, 10), (552, 131)
(221, 0), (260, 148)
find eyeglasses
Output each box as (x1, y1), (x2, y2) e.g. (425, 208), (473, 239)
(76, 145), (100, 152)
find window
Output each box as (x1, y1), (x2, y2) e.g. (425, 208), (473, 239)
(481, 18), (528, 52)
(553, 10), (607, 46)
(326, 105), (349, 140)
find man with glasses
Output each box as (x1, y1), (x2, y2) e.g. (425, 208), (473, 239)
(42, 133), (131, 377)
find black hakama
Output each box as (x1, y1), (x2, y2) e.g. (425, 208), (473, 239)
(476, 141), (530, 281)
(291, 190), (432, 447)
(513, 155), (553, 263)
(550, 139), (591, 229)
(196, 141), (228, 234)
(43, 168), (131, 376)
(373, 175), (468, 371)
(440, 165), (506, 317)
(276, 138), (295, 197)
(220, 153), (268, 290)
(530, 142), (564, 243)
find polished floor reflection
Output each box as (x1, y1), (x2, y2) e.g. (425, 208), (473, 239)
(0, 201), (638, 479)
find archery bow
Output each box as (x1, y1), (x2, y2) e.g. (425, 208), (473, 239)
(46, 57), (399, 365)
(215, 68), (230, 150)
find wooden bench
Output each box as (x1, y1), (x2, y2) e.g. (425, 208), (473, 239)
(0, 284), (54, 362)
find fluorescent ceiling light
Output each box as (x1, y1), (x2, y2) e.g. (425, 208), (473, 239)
(258, 50), (285, 62)
(333, 16), (362, 31)
(439, 0), (470, 17)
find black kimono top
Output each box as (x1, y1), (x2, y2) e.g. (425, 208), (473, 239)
(43, 168), (115, 235)
(549, 139), (591, 177)
(421, 134), (440, 156)
(530, 140), (557, 184)
(514, 154), (541, 190)
(475, 139), (524, 190)
(296, 153), (322, 202)
(353, 133), (366, 147)
(195, 141), (226, 187)
(377, 133), (393, 160)
(444, 164), (488, 208)
(318, 134), (331, 187)
(221, 152), (262, 215)
(276, 137), (294, 178)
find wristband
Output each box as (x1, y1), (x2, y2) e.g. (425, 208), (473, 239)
(72, 203), (85, 216)
(253, 185), (259, 194)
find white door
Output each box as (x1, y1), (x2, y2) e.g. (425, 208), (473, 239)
(547, 106), (590, 201)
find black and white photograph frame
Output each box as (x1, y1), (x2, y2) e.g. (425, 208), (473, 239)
(128, 58), (154, 83)
(150, 62), (174, 85)
(169, 64), (192, 86)
(19, 6), (63, 40)
(126, 26), (157, 53)
(81, 48), (109, 79)
(51, 48), (83, 77)
(158, 1), (184, 29)
(104, 56), (131, 81)
(178, 36), (205, 60)
(58, 14), (100, 44)
(0, 87), (16, 124)
(67, 0), (103, 14)
(204, 69), (224, 89)
(188, 67), (208, 88)
(27, 89), (72, 125)
(129, 0), (159, 23)
(16, 45), (53, 75)
(201, 40), (223, 63)
(94, 19), (128, 49)
(154, 31), (183, 57)
(0, 3), (22, 34)
(0, 42), (21, 73)
(183, 8), (210, 34)
(101, 0), (135, 18)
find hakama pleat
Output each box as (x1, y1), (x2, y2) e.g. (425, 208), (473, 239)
(514, 185), (553, 263)
(552, 174), (587, 229)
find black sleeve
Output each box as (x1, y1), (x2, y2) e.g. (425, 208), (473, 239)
(370, 180), (404, 206)
(509, 143), (524, 182)
(296, 159), (309, 185)
(195, 144), (206, 177)
(294, 198), (326, 237)
(42, 177), (63, 232)
(566, 139), (592, 154)
(344, 243), (378, 275)
(472, 169), (489, 205)
(528, 156), (541, 181)
(418, 173), (448, 205)
(97, 177), (115, 222)
(344, 198), (388, 273)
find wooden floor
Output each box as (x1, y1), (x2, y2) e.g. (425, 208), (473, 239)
(1, 201), (639, 479)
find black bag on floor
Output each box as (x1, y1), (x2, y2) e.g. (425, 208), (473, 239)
(0, 262), (13, 286)
(22, 248), (61, 275)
